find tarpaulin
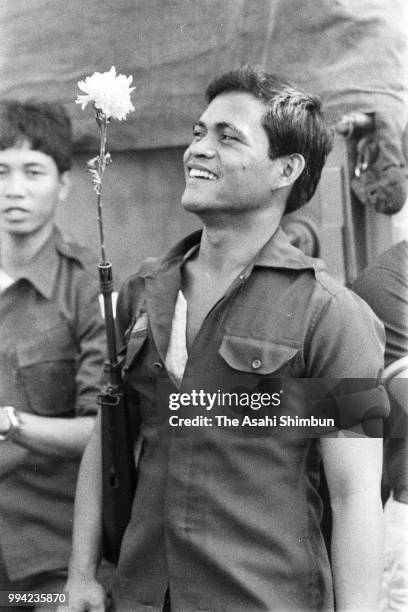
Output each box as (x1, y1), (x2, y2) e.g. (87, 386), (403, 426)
(0, 0), (407, 151)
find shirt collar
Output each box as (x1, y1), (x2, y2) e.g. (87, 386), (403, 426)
(252, 226), (325, 272)
(143, 226), (325, 278)
(2, 226), (83, 300)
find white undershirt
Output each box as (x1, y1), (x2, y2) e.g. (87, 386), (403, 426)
(165, 290), (189, 389)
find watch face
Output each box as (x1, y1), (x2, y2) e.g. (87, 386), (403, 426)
(0, 408), (12, 438)
(0, 406), (19, 439)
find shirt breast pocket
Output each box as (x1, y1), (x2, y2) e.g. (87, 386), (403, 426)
(219, 334), (300, 376)
(17, 325), (77, 416)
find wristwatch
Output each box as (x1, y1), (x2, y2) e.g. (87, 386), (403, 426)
(0, 406), (22, 441)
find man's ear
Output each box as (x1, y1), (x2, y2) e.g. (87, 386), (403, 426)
(58, 171), (71, 202)
(280, 154), (305, 187)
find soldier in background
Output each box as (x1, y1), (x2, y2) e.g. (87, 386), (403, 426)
(0, 101), (105, 611)
(354, 239), (408, 611)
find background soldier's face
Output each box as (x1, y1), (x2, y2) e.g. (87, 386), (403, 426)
(0, 140), (68, 237)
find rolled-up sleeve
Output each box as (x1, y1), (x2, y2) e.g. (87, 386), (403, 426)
(73, 272), (106, 416)
(305, 286), (390, 429)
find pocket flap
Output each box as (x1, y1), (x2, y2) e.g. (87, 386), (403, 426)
(219, 334), (299, 375)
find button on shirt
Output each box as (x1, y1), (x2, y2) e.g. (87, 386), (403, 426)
(0, 227), (106, 581)
(112, 228), (388, 612)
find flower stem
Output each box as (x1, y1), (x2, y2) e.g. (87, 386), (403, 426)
(96, 118), (108, 263)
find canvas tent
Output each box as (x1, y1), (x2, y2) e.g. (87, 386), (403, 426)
(0, 0), (407, 277)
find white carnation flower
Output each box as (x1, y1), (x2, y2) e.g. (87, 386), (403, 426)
(76, 66), (135, 121)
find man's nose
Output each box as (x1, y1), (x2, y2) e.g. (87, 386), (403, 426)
(5, 172), (25, 197)
(187, 135), (216, 159)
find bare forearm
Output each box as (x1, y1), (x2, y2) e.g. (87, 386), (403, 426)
(69, 416), (103, 579)
(322, 436), (384, 611)
(331, 492), (384, 611)
(12, 412), (96, 458)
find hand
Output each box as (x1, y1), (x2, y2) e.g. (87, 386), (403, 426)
(58, 577), (106, 612)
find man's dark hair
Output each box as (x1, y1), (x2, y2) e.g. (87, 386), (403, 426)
(0, 100), (72, 174)
(206, 65), (333, 214)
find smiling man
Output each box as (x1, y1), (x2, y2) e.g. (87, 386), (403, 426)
(66, 66), (388, 612)
(0, 101), (105, 610)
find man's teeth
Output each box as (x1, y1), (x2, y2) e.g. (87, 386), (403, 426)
(189, 168), (217, 180)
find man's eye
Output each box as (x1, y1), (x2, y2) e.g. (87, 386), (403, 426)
(26, 170), (42, 177)
(221, 133), (237, 142)
(192, 129), (204, 139)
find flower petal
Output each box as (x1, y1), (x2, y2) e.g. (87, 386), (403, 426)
(76, 67), (135, 120)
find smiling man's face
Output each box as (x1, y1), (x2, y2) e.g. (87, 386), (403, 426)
(182, 91), (282, 217)
(0, 140), (68, 237)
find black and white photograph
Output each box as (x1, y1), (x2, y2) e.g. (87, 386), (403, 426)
(0, 1), (407, 611)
